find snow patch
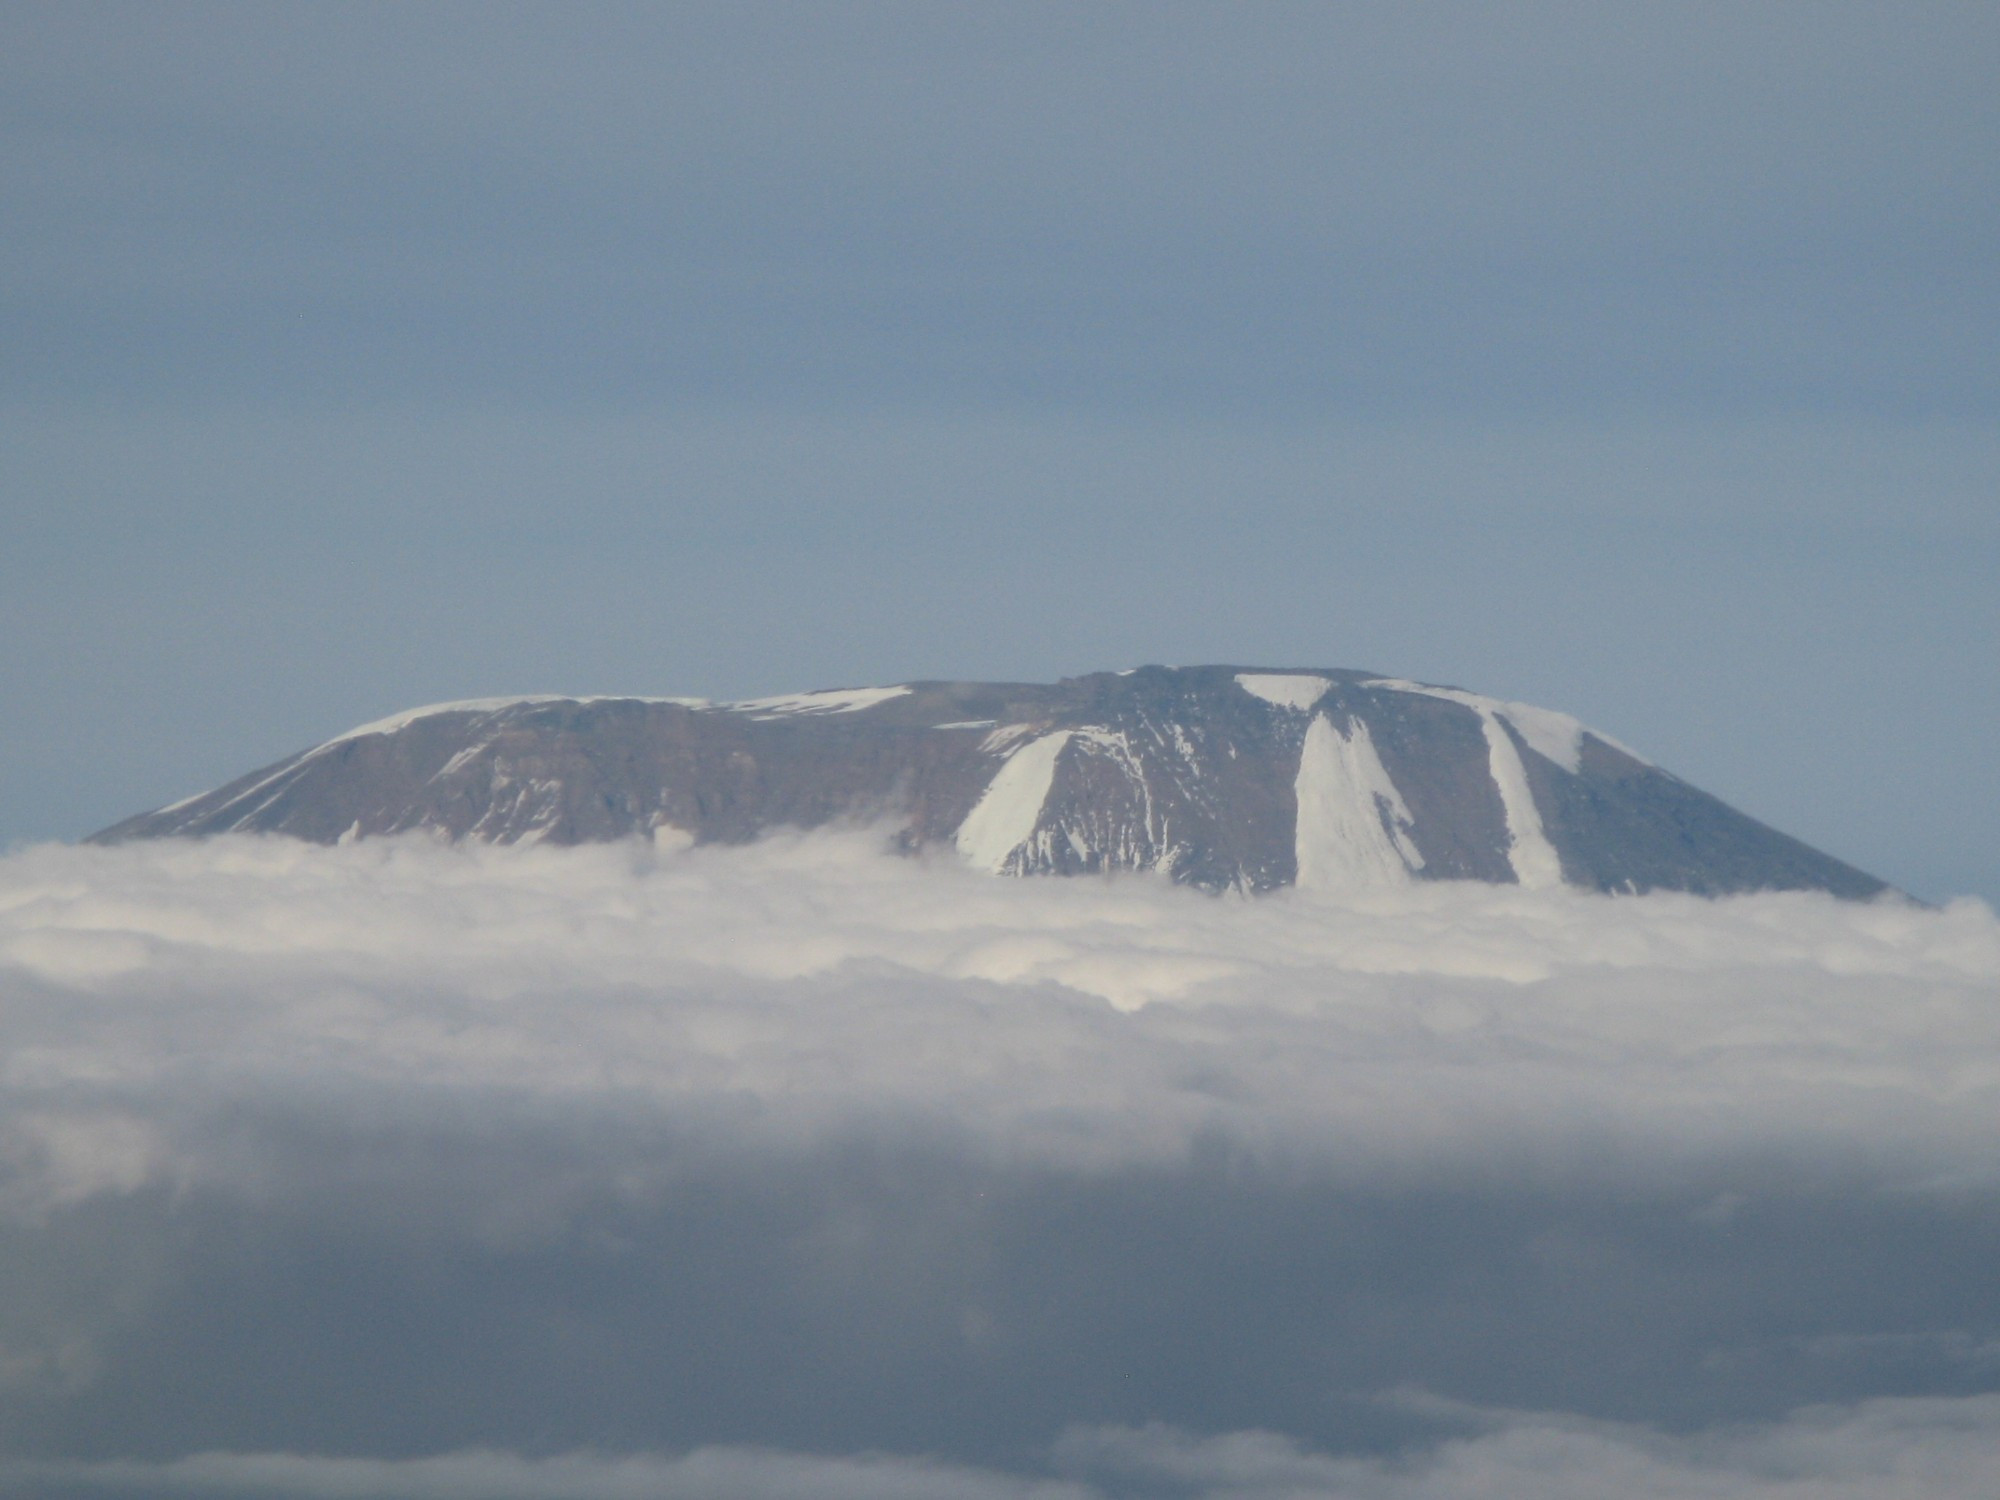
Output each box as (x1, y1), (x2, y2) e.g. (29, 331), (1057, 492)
(195, 759), (313, 826)
(1069, 727), (1131, 751)
(148, 787), (212, 818)
(956, 731), (1073, 874)
(1366, 680), (1565, 887)
(979, 724), (1041, 754)
(1478, 715), (1565, 890)
(326, 696), (708, 747)
(431, 741), (495, 781)
(1293, 714), (1424, 891)
(1364, 678), (1648, 772)
(1237, 673), (1332, 712)
(725, 685), (912, 719)
(1500, 704), (1592, 770)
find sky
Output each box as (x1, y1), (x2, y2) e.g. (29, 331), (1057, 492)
(0, 2), (1994, 902)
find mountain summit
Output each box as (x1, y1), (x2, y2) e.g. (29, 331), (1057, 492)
(93, 666), (1886, 898)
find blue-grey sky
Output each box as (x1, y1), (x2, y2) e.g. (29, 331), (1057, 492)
(2, 1), (1995, 901)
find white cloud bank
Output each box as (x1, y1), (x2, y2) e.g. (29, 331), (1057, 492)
(2, 832), (1998, 1480)
(2, 831), (1995, 1195)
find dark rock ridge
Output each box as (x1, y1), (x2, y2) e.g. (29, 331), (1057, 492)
(92, 666), (1888, 898)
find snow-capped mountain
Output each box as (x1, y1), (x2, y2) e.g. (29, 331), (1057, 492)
(92, 666), (1887, 898)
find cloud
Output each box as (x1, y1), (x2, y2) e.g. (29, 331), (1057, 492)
(10, 1395), (2000, 1499)
(1054, 1394), (2000, 1498)
(0, 833), (1997, 1469)
(1, 831), (1994, 1187)
(0, 1445), (1089, 1500)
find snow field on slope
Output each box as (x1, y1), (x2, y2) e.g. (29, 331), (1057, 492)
(1293, 715), (1424, 890)
(955, 731), (1073, 872)
(1235, 673), (1332, 711)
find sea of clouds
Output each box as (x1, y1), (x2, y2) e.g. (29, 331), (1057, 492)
(1, 831), (1997, 1497)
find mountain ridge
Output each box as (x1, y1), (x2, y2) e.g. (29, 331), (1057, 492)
(92, 665), (1888, 899)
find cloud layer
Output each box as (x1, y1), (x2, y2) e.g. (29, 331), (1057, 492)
(11, 1396), (2000, 1500)
(4, 831), (1994, 1184)
(1, 833), (1997, 1486)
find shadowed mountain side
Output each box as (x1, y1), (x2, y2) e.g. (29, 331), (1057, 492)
(92, 666), (1888, 899)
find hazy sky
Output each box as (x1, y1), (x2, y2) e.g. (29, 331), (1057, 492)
(2, 1), (1995, 902)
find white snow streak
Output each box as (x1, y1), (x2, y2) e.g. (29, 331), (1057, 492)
(1477, 712), (1565, 889)
(146, 788), (211, 818)
(1365, 678), (1647, 773)
(724, 685), (912, 719)
(1499, 702), (1593, 770)
(326, 696), (707, 746)
(430, 741), (494, 781)
(1235, 673), (1332, 712)
(1293, 714), (1424, 891)
(143, 697), (712, 818)
(1366, 680), (1573, 888)
(956, 731), (1073, 873)
(327, 686), (913, 747)
(195, 760), (312, 827)
(978, 724), (1041, 754)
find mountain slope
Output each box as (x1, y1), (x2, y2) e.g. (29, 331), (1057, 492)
(91, 665), (1888, 898)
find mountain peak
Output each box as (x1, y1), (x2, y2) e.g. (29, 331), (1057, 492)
(92, 666), (1886, 899)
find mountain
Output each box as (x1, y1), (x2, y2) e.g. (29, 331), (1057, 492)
(91, 665), (1887, 898)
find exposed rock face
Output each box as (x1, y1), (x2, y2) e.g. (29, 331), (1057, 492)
(92, 666), (1888, 898)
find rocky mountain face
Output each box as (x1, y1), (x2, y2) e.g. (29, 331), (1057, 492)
(93, 666), (1888, 899)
